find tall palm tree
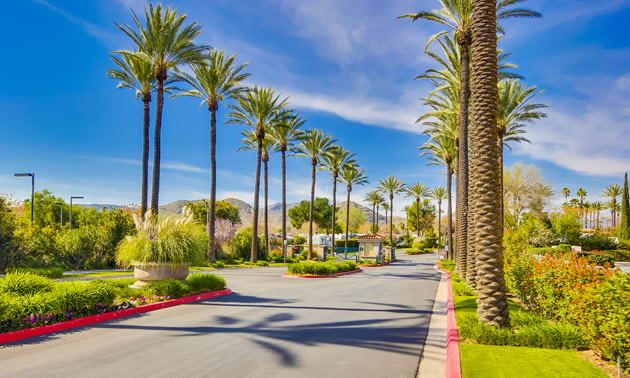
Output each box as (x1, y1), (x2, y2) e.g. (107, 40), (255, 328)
(378, 176), (406, 244)
(269, 110), (305, 259)
(602, 184), (621, 228)
(468, 0), (509, 327)
(294, 129), (337, 259)
(321, 146), (356, 254)
(227, 86), (288, 262)
(577, 188), (587, 227)
(340, 166), (368, 247)
(430, 186), (447, 244)
(591, 202), (604, 229)
(376, 194), (386, 232)
(237, 130), (274, 255)
(107, 52), (156, 218)
(561, 187), (571, 204)
(405, 182), (430, 237)
(172, 49), (250, 263)
(115, 3), (206, 213)
(382, 202), (390, 232)
(365, 191), (381, 233)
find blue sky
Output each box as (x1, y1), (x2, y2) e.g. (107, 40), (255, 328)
(1, 0), (629, 218)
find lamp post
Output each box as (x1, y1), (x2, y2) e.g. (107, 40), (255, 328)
(14, 173), (34, 223)
(55, 202), (64, 226)
(69, 196), (84, 230)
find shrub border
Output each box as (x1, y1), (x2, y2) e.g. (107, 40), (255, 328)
(437, 265), (462, 378)
(282, 268), (362, 278)
(358, 260), (395, 267)
(0, 288), (232, 345)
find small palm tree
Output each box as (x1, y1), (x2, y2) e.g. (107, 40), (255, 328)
(591, 202), (603, 229)
(382, 202), (390, 232)
(107, 52), (156, 218)
(378, 176), (406, 244)
(321, 146), (356, 253)
(172, 49), (250, 263)
(602, 184), (621, 228)
(268, 110), (305, 259)
(376, 194), (386, 231)
(227, 86), (288, 262)
(561, 187), (571, 204)
(294, 129), (337, 259)
(340, 166), (368, 247)
(405, 182), (430, 237)
(115, 3), (207, 213)
(430, 186), (447, 244)
(577, 188), (587, 227)
(365, 191), (381, 232)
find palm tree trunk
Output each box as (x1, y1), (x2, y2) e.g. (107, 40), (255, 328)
(385, 208), (388, 233)
(438, 201), (442, 244)
(150, 79), (164, 213)
(456, 39), (471, 278)
(416, 198), (420, 237)
(251, 138), (263, 263)
(372, 203), (375, 233)
(376, 206), (379, 233)
(390, 197), (394, 243)
(446, 167), (454, 260)
(332, 176), (337, 255)
(281, 149), (287, 260)
(264, 158), (269, 257)
(345, 186), (351, 248)
(471, 0), (509, 327)
(141, 96), (151, 218)
(308, 162), (316, 260)
(208, 107), (217, 263)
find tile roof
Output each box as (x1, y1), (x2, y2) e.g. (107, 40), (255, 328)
(357, 233), (384, 240)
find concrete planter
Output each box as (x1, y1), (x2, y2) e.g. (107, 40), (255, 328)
(132, 263), (189, 287)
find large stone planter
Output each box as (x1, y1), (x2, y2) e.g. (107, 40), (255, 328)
(132, 263), (189, 287)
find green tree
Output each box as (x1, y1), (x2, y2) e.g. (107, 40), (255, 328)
(382, 202), (390, 232)
(405, 182), (430, 237)
(364, 190), (382, 232)
(551, 212), (582, 245)
(602, 184), (621, 228)
(22, 190), (68, 228)
(561, 187), (571, 204)
(172, 49), (250, 263)
(288, 198), (334, 233)
(340, 166), (368, 247)
(378, 176), (406, 244)
(294, 129), (337, 259)
(107, 53), (156, 217)
(0, 196), (17, 272)
(620, 173), (630, 240)
(406, 199), (437, 235)
(230, 227), (267, 261)
(115, 3), (206, 213)
(577, 187), (588, 227)
(227, 86), (288, 262)
(336, 207), (367, 234)
(430, 186), (447, 244)
(186, 200), (241, 226)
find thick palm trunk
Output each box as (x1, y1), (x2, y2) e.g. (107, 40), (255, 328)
(332, 176), (337, 254)
(446, 167), (454, 260)
(308, 161), (316, 259)
(471, 0), (509, 327)
(456, 39), (471, 278)
(150, 79), (165, 213)
(264, 158), (269, 256)
(281, 149), (287, 260)
(416, 198), (420, 237)
(250, 138), (263, 263)
(208, 107), (218, 263)
(141, 96), (151, 218)
(345, 187), (351, 248)
(390, 197), (394, 243)
(467, 165), (478, 290)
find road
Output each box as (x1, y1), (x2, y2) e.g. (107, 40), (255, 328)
(0, 254), (440, 378)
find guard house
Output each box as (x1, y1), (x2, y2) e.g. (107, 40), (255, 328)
(357, 234), (385, 261)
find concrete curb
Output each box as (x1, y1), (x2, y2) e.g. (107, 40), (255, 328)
(0, 288), (232, 345)
(437, 266), (462, 378)
(282, 269), (363, 278)
(357, 260), (395, 267)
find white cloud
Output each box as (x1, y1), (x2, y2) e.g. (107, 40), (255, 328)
(90, 156), (208, 173)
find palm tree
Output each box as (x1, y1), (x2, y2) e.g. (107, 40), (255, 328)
(468, 0), (509, 327)
(172, 49), (250, 263)
(237, 130), (274, 255)
(321, 146), (356, 254)
(269, 110), (305, 259)
(561, 187), (571, 204)
(294, 129), (337, 259)
(382, 202), (390, 233)
(430, 186), (447, 244)
(340, 166), (368, 247)
(227, 86), (288, 262)
(107, 52), (155, 218)
(577, 188), (587, 227)
(378, 176), (406, 245)
(376, 194), (386, 232)
(115, 3), (207, 213)
(602, 184), (621, 228)
(591, 201), (603, 229)
(405, 182), (430, 237)
(365, 191), (381, 233)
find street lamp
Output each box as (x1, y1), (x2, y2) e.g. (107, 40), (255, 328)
(69, 196), (84, 230)
(14, 173), (34, 223)
(55, 202), (64, 226)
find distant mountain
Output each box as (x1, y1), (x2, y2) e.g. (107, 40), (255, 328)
(158, 200), (191, 216)
(79, 204), (123, 210)
(337, 200), (404, 225)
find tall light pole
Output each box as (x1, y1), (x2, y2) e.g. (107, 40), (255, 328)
(14, 173), (34, 223)
(69, 196), (84, 230)
(55, 202), (64, 226)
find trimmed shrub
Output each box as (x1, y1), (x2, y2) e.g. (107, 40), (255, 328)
(145, 279), (189, 298)
(618, 239), (630, 250)
(229, 227), (267, 261)
(0, 272), (54, 295)
(212, 261), (225, 268)
(602, 249), (630, 262)
(53, 280), (118, 310)
(557, 244), (572, 253)
(293, 235), (306, 245)
(186, 273), (226, 292)
(525, 247), (559, 255)
(287, 261), (357, 276)
(6, 267), (64, 279)
(335, 238), (359, 248)
(255, 261), (269, 267)
(587, 253), (615, 267)
(580, 233), (615, 252)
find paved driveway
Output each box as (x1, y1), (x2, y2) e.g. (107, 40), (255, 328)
(0, 254), (440, 378)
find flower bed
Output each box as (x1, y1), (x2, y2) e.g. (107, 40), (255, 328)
(285, 261), (358, 277)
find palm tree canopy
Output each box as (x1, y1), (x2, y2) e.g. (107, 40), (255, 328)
(226, 86), (289, 138)
(497, 78), (547, 149)
(365, 190), (382, 207)
(405, 182), (430, 201)
(115, 3), (208, 81)
(420, 131), (457, 172)
(339, 165), (368, 192)
(561, 187), (571, 197)
(378, 176), (406, 200)
(293, 129), (337, 166)
(603, 184), (622, 200)
(577, 188), (587, 198)
(237, 130), (273, 161)
(171, 49), (250, 110)
(430, 185), (448, 203)
(268, 109), (306, 153)
(321, 146), (357, 179)
(107, 52), (156, 100)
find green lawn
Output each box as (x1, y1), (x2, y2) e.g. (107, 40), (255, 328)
(460, 344), (607, 378)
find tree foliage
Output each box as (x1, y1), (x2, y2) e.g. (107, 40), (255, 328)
(288, 198), (333, 232)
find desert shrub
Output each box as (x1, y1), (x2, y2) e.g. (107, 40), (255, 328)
(145, 279), (189, 298)
(579, 233), (615, 251)
(229, 227), (267, 261)
(287, 261), (357, 276)
(335, 238), (358, 248)
(293, 235), (306, 245)
(186, 273), (226, 292)
(6, 267), (64, 279)
(0, 272), (54, 295)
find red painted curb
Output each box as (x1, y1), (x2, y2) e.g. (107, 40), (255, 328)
(282, 268), (362, 278)
(437, 266), (461, 378)
(0, 288), (232, 345)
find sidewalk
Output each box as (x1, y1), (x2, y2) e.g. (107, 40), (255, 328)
(417, 266), (447, 377)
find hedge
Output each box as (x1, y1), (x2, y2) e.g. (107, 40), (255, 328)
(286, 261), (357, 276)
(335, 238), (359, 248)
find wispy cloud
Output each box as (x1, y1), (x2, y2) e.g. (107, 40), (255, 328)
(89, 156), (208, 173)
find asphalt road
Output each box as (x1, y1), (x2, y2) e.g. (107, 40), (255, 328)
(0, 254), (440, 378)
